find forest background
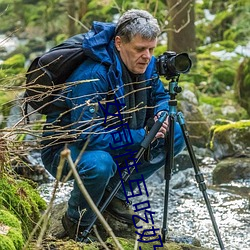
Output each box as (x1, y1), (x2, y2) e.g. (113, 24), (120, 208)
(0, 0), (250, 125)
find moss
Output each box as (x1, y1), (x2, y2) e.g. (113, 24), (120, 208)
(106, 237), (208, 250)
(0, 209), (21, 229)
(209, 120), (250, 151)
(7, 228), (24, 249)
(199, 95), (224, 107)
(0, 91), (17, 110)
(0, 235), (16, 250)
(0, 54), (26, 86)
(0, 209), (24, 249)
(199, 90), (248, 122)
(0, 174), (47, 239)
(213, 120), (250, 133)
(217, 40), (237, 51)
(213, 67), (235, 86)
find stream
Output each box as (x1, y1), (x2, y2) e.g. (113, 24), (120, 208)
(38, 155), (250, 250)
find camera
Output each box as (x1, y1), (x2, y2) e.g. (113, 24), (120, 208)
(156, 51), (192, 79)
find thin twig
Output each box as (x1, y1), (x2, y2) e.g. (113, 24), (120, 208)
(61, 148), (124, 250)
(68, 14), (89, 31)
(93, 225), (109, 250)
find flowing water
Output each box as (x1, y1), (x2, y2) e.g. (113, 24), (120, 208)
(38, 156), (250, 250)
(140, 157), (250, 250)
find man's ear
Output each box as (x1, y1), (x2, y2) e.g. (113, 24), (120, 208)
(115, 36), (122, 51)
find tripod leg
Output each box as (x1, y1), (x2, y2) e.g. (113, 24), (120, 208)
(177, 112), (225, 250)
(162, 114), (175, 243)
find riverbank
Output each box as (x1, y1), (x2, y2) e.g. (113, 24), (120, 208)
(38, 155), (250, 250)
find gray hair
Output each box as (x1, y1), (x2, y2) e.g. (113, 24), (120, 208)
(115, 9), (161, 43)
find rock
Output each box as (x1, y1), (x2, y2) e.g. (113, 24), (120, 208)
(179, 100), (211, 148)
(209, 120), (250, 160)
(181, 89), (199, 105)
(213, 157), (250, 184)
(170, 168), (193, 189)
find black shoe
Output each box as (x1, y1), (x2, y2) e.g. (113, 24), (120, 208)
(61, 213), (97, 242)
(105, 196), (140, 225)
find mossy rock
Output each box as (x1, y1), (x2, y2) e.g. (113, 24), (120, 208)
(209, 120), (250, 160)
(0, 209), (24, 250)
(0, 174), (47, 239)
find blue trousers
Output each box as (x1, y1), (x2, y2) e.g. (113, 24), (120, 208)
(41, 122), (185, 226)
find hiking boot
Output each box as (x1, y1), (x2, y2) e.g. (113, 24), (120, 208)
(105, 196), (140, 225)
(61, 213), (97, 242)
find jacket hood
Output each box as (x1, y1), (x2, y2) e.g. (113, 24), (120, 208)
(82, 21), (116, 65)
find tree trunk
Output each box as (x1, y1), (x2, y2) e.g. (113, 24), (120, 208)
(67, 0), (76, 36)
(167, 0), (196, 63)
(78, 0), (88, 20)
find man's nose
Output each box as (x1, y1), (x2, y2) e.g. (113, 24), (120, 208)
(142, 49), (151, 59)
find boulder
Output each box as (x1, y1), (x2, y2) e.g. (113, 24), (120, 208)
(213, 157), (250, 184)
(179, 100), (211, 148)
(209, 119), (250, 184)
(209, 119), (250, 160)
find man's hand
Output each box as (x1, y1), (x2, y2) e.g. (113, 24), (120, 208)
(154, 111), (169, 139)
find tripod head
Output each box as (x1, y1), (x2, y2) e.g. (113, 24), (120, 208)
(168, 76), (182, 100)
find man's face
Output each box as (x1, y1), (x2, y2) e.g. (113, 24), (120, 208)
(115, 35), (157, 74)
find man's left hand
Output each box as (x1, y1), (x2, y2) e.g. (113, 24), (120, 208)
(154, 112), (169, 139)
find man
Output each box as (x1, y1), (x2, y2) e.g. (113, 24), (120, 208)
(41, 9), (185, 241)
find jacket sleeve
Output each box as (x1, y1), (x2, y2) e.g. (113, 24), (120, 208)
(65, 60), (146, 153)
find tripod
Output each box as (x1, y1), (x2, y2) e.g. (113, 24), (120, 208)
(161, 77), (225, 249)
(81, 110), (169, 241)
(81, 77), (225, 250)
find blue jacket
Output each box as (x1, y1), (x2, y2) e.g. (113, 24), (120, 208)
(44, 21), (170, 153)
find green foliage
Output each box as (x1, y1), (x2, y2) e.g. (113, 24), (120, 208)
(211, 11), (233, 41)
(199, 91), (248, 121)
(199, 95), (224, 107)
(213, 67), (235, 86)
(192, 40), (241, 96)
(196, 0), (250, 47)
(0, 54), (26, 84)
(234, 57), (250, 115)
(1, 54), (25, 69)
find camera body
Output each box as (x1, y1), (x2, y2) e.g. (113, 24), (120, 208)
(156, 51), (192, 79)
